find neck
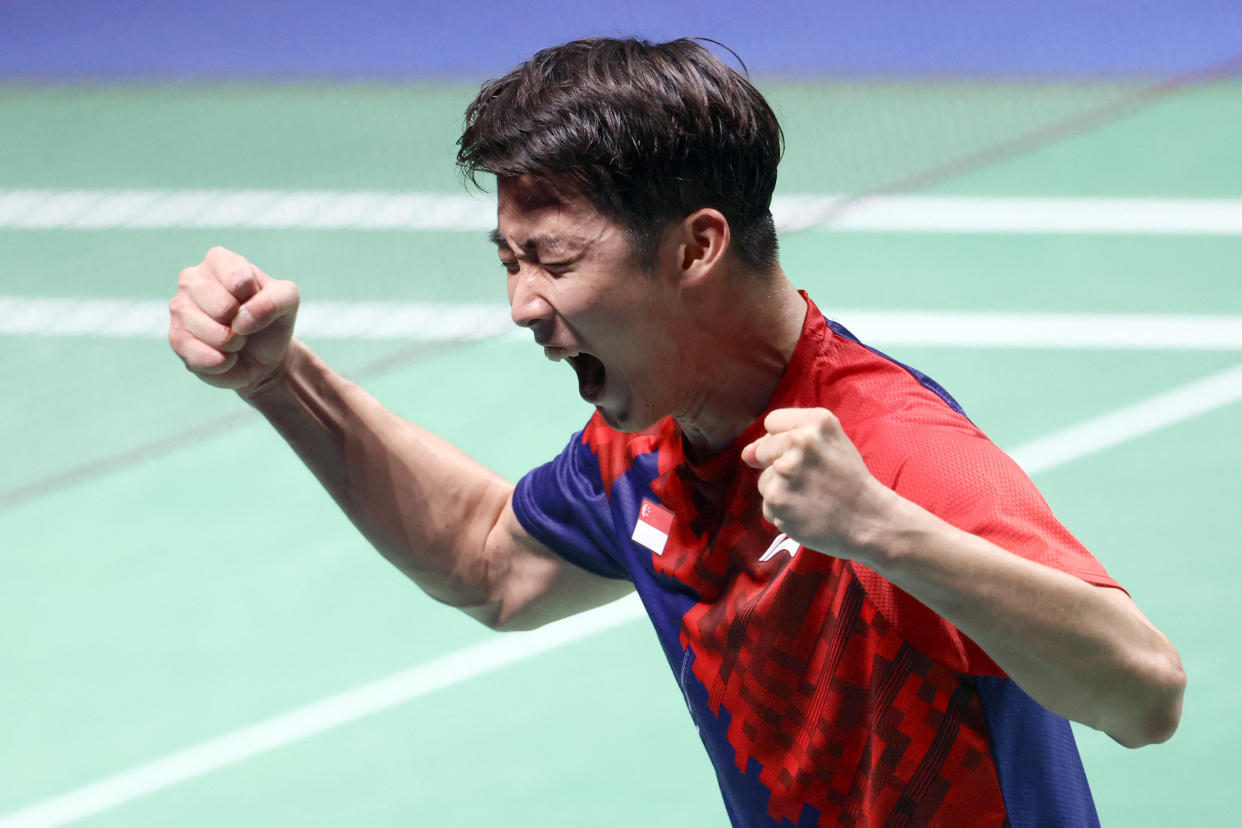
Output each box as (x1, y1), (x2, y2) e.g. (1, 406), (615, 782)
(674, 268), (806, 458)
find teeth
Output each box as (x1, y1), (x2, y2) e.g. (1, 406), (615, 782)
(543, 347), (581, 363)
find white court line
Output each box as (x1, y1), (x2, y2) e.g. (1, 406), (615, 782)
(0, 597), (648, 828)
(2, 360), (1241, 828)
(773, 194), (1242, 235)
(3, 297), (1242, 350)
(2, 189), (1242, 234)
(1009, 364), (1242, 474)
(831, 310), (1242, 350)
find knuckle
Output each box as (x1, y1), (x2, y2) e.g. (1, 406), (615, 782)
(764, 481), (787, 507)
(197, 320), (227, 347)
(773, 453), (798, 476)
(196, 351), (236, 375)
(227, 267), (254, 289)
(204, 295), (239, 324)
(181, 354), (210, 374)
(219, 329), (247, 352)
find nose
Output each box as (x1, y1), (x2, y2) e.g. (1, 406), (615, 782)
(508, 269), (554, 331)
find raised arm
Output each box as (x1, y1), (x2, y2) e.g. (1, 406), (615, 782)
(742, 407), (1187, 749)
(168, 247), (631, 630)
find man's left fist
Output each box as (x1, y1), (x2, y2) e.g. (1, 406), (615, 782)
(741, 407), (888, 558)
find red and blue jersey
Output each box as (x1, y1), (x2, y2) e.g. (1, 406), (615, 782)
(512, 294), (1121, 827)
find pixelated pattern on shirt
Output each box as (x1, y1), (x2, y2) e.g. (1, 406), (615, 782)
(641, 453), (1007, 827)
(524, 295), (1113, 827)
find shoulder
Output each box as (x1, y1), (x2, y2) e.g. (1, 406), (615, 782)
(801, 319), (1059, 530)
(803, 322), (981, 482)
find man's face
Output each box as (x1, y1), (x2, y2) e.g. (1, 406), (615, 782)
(493, 175), (681, 432)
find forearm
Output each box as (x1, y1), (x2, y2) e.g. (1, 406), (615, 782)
(849, 482), (1186, 748)
(240, 340), (511, 610)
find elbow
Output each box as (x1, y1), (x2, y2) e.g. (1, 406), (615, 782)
(487, 608), (548, 633)
(456, 598), (539, 632)
(460, 593), (549, 633)
(1113, 649), (1187, 748)
(1143, 654), (1187, 746)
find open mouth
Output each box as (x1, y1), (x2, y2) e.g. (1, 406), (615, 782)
(568, 353), (606, 402)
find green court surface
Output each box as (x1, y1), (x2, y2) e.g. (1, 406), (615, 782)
(2, 79), (1240, 827)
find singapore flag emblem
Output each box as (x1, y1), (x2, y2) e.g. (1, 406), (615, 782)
(632, 498), (674, 556)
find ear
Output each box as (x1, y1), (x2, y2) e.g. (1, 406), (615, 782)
(672, 208), (730, 287)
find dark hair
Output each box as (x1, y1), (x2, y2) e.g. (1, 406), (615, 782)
(457, 37), (784, 270)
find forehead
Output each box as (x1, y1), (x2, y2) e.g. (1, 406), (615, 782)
(493, 175), (617, 251)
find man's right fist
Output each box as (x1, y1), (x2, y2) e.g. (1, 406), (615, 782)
(168, 246), (300, 393)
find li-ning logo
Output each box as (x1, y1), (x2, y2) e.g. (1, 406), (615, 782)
(759, 532), (801, 562)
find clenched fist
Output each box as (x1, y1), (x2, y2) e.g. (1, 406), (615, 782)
(741, 407), (893, 559)
(168, 247), (300, 393)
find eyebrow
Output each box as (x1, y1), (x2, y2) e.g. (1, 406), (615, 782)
(488, 229), (574, 258)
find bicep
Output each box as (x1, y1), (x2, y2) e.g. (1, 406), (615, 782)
(474, 493), (634, 631)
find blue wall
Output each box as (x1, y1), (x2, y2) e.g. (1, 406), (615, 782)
(2, 0), (1240, 80)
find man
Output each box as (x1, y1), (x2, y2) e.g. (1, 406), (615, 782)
(168, 38), (1185, 827)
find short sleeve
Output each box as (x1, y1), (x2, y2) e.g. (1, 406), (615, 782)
(850, 417), (1126, 677)
(512, 430), (631, 581)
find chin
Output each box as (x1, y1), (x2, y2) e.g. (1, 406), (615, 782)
(596, 401), (660, 433)
(595, 406), (630, 431)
